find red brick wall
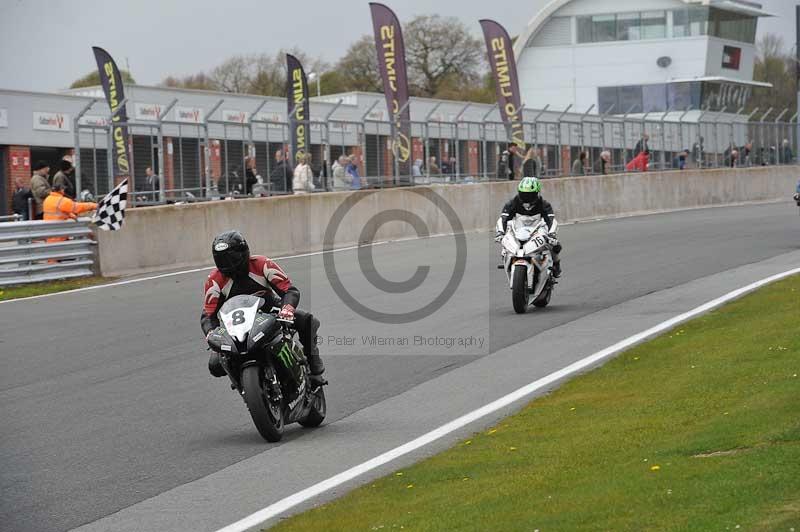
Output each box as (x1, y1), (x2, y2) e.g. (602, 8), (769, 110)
(210, 140), (222, 181)
(467, 141), (479, 174)
(164, 138), (175, 192)
(6, 146), (32, 215)
(412, 137), (424, 163)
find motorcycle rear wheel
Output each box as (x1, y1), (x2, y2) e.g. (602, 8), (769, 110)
(299, 386), (327, 428)
(511, 266), (529, 314)
(242, 364), (284, 442)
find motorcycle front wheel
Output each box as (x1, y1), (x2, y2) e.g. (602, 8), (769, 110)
(511, 265), (529, 314)
(242, 364), (284, 442)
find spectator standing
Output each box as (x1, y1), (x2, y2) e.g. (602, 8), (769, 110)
(739, 142), (753, 166)
(571, 151), (587, 176)
(522, 147), (537, 177)
(692, 136), (704, 167)
(448, 156), (457, 178)
(412, 159), (423, 179)
(12, 178), (33, 220)
(725, 149), (739, 168)
(507, 145), (522, 179)
(292, 153), (314, 194)
(428, 156), (440, 177)
(633, 133), (649, 158)
(626, 149), (649, 172)
(43, 181), (97, 242)
(673, 150), (689, 170)
(497, 151), (509, 180)
(145, 166), (160, 196)
(440, 157), (450, 175)
(332, 155), (350, 189)
(244, 157), (259, 195)
(270, 150), (291, 194)
(781, 139), (793, 164)
(346, 155), (361, 190)
(30, 160), (51, 220)
(52, 159), (76, 199)
(595, 150), (611, 175)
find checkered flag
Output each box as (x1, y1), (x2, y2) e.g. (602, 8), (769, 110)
(93, 179), (128, 231)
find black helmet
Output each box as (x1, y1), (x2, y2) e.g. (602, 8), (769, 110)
(212, 231), (250, 277)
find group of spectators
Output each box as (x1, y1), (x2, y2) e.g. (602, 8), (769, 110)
(723, 139), (794, 168)
(234, 150), (363, 196)
(412, 155), (460, 179)
(498, 146), (546, 180)
(13, 157), (77, 220)
(12, 155), (96, 223)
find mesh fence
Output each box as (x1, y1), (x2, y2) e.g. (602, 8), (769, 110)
(74, 110), (799, 205)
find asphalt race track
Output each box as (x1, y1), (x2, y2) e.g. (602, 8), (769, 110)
(1, 202), (799, 532)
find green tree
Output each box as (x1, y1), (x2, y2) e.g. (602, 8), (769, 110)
(70, 69), (136, 89)
(404, 14), (484, 98)
(161, 73), (216, 90)
(333, 35), (383, 93)
(750, 34), (796, 120)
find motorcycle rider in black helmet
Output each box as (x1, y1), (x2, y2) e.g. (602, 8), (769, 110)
(201, 230), (325, 383)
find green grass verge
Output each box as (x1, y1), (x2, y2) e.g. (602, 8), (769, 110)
(271, 275), (800, 532)
(0, 276), (112, 301)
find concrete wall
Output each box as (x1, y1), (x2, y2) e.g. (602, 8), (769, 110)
(95, 165), (798, 276)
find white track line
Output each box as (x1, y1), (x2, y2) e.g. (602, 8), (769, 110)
(216, 266), (800, 532)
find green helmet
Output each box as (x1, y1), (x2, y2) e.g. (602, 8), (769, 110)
(517, 177), (541, 204)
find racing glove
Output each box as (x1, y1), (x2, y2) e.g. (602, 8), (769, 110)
(494, 232), (504, 243)
(277, 304), (296, 321)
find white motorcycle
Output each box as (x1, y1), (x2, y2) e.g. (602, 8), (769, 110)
(496, 214), (558, 314)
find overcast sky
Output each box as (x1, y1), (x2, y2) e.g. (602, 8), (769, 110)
(0, 0), (796, 93)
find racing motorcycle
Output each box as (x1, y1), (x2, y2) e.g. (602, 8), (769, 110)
(496, 214), (558, 314)
(206, 294), (326, 442)
(794, 191), (800, 214)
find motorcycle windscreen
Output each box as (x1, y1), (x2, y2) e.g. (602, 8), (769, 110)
(512, 214), (543, 241)
(218, 294), (265, 343)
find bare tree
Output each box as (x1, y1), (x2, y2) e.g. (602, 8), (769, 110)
(210, 55), (253, 93)
(404, 15), (484, 97)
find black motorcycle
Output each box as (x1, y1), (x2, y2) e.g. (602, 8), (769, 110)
(206, 294), (326, 442)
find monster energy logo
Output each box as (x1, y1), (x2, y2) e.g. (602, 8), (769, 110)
(276, 343), (294, 368)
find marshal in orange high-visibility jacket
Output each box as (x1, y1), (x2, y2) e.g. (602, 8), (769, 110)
(42, 184), (97, 242)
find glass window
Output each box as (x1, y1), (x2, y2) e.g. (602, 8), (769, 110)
(598, 87), (619, 114)
(619, 85), (643, 114)
(709, 8), (756, 44)
(577, 16), (593, 43)
(667, 83), (692, 110)
(617, 12), (640, 41)
(643, 84), (667, 112)
(641, 11), (666, 39)
(672, 9), (689, 38)
(688, 7), (709, 36)
(592, 14), (617, 42)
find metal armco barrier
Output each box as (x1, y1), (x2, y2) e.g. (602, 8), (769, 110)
(0, 220), (95, 286)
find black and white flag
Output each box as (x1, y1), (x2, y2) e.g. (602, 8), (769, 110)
(93, 179), (128, 231)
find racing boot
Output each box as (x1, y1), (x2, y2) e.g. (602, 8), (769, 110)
(307, 349), (326, 384)
(208, 352), (226, 378)
(552, 253), (562, 278)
